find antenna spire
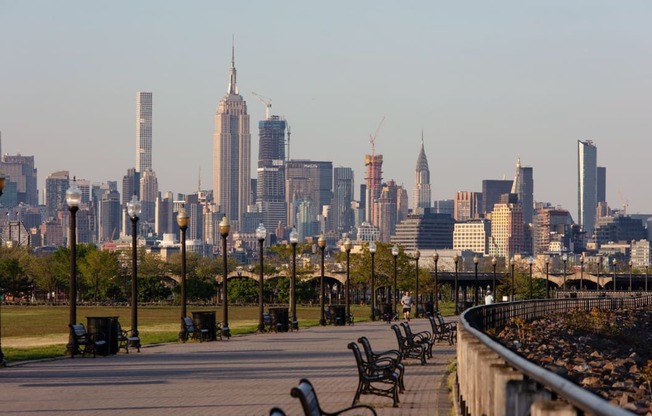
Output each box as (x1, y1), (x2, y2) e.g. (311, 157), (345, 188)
(227, 35), (238, 95)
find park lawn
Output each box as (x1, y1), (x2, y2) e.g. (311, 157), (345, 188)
(1, 302), (456, 364)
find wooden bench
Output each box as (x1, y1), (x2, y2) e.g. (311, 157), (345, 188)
(348, 342), (400, 407)
(390, 324), (427, 365)
(181, 317), (210, 342)
(116, 321), (141, 353)
(400, 321), (433, 359)
(70, 323), (107, 358)
(291, 377), (378, 415)
(357, 336), (405, 393)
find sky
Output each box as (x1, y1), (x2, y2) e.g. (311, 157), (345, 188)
(1, 1), (651, 217)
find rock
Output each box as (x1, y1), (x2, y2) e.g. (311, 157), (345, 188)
(581, 376), (601, 388)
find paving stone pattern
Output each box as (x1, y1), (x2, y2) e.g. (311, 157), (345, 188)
(0, 318), (455, 416)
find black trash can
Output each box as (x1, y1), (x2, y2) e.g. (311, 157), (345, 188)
(425, 300), (434, 317)
(329, 305), (346, 326)
(269, 307), (289, 332)
(192, 311), (217, 341)
(86, 316), (119, 355)
(381, 303), (393, 323)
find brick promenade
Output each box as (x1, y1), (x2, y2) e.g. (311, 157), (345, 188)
(0, 318), (455, 416)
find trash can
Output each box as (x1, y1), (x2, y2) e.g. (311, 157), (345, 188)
(269, 307), (289, 332)
(192, 311), (217, 341)
(425, 300), (434, 317)
(329, 305), (346, 326)
(381, 303), (393, 323)
(86, 316), (119, 355)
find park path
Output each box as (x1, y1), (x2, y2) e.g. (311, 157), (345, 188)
(0, 318), (455, 415)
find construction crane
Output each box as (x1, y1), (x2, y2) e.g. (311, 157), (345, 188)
(369, 116), (386, 159)
(251, 92), (272, 119)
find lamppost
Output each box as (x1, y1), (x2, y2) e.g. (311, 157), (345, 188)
(528, 256), (534, 299)
(628, 260), (633, 292)
(290, 228), (299, 331)
(344, 238), (352, 323)
(392, 244), (399, 319)
(597, 256), (602, 291)
(613, 259), (617, 293)
(491, 257), (497, 297)
(562, 253), (568, 291)
(510, 258), (516, 301)
(433, 253), (439, 312)
(127, 195), (142, 346)
(414, 250), (420, 318)
(545, 256), (550, 298)
(580, 254), (585, 291)
(65, 181), (82, 356)
(256, 223), (266, 333)
(177, 206), (189, 341)
(318, 234), (327, 326)
(453, 254), (460, 315)
(0, 172), (5, 365)
(219, 216), (230, 338)
(473, 255), (479, 306)
(369, 241), (377, 321)
(646, 262), (649, 292)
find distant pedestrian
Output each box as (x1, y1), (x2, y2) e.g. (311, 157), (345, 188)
(485, 290), (494, 305)
(401, 291), (414, 321)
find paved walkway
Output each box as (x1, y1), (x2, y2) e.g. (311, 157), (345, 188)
(0, 319), (455, 416)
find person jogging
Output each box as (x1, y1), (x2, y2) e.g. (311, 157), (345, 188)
(401, 291), (414, 321)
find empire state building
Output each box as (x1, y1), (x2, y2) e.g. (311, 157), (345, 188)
(213, 46), (251, 229)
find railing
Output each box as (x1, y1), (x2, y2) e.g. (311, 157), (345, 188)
(457, 295), (652, 416)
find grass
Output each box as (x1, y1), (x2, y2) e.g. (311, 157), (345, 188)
(1, 301), (458, 364)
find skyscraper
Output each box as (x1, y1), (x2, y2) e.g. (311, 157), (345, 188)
(140, 168), (158, 223)
(481, 179), (513, 216)
(257, 116), (287, 230)
(44, 171), (69, 220)
(510, 158), (534, 225)
(413, 137), (431, 209)
(364, 154), (383, 225)
(213, 46), (251, 229)
(0, 153), (38, 207)
(578, 140), (597, 235)
(285, 160), (333, 227)
(136, 92), (153, 173)
(332, 167), (354, 234)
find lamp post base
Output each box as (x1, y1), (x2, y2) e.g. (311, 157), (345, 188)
(291, 320), (299, 331)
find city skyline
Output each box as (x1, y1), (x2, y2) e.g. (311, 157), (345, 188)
(2, 2), (652, 215)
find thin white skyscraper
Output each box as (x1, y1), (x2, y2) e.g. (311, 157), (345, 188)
(213, 44), (251, 229)
(136, 92), (153, 173)
(578, 139), (597, 235)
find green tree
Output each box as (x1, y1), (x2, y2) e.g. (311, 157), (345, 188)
(79, 247), (120, 301)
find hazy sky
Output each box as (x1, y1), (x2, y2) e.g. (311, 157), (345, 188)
(2, 1), (651, 216)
